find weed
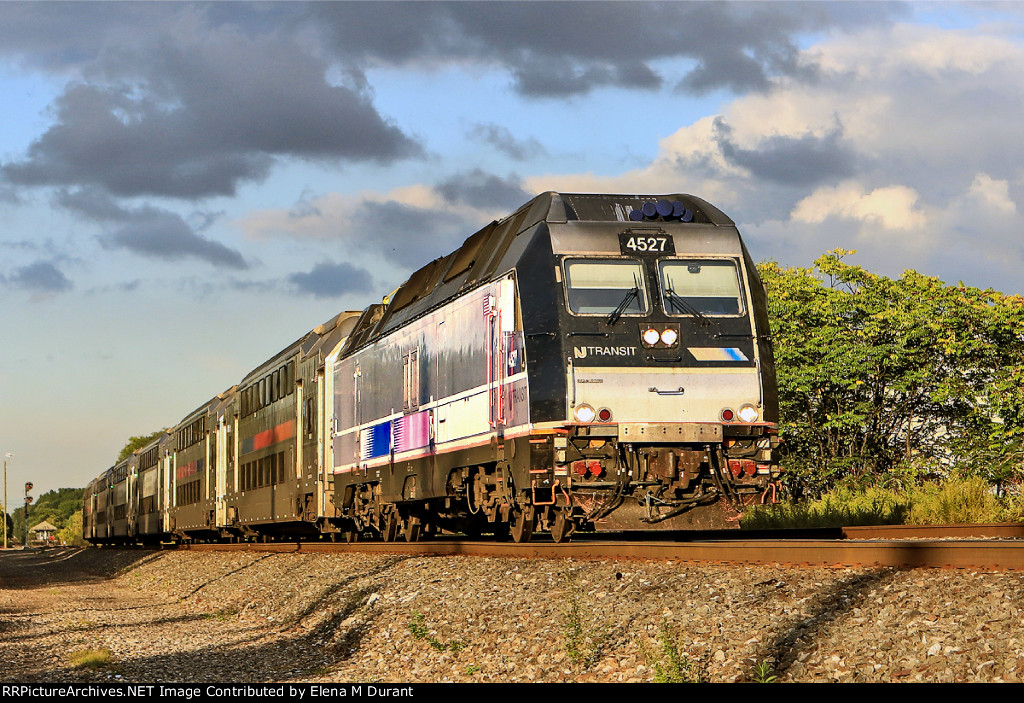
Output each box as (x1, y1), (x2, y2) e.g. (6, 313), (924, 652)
(642, 625), (703, 683)
(406, 611), (466, 653)
(751, 659), (778, 683)
(201, 608), (238, 622)
(407, 611), (431, 639)
(560, 571), (609, 667)
(464, 664), (481, 676)
(67, 648), (115, 671)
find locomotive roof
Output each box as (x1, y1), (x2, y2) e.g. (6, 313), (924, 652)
(302, 310), (362, 364)
(236, 309), (362, 388)
(339, 191), (737, 354)
(134, 430), (172, 458)
(178, 392), (227, 425)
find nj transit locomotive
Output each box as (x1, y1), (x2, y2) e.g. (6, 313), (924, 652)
(83, 192), (781, 545)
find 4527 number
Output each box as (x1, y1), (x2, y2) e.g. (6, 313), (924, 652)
(618, 233), (676, 255)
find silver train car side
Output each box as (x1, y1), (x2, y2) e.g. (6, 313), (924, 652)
(83, 192), (781, 545)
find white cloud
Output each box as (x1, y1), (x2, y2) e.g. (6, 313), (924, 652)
(961, 173), (1018, 216)
(791, 182), (928, 231)
(527, 19), (1024, 293)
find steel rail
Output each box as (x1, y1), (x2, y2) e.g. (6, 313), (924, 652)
(841, 523), (1024, 540)
(179, 532), (1024, 570)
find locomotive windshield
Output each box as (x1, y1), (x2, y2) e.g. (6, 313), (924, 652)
(565, 259), (650, 316)
(659, 259), (743, 315)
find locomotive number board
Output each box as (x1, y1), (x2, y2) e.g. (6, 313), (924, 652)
(618, 232), (676, 256)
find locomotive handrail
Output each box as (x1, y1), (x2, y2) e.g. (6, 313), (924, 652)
(713, 332), (771, 340)
(648, 386), (685, 395)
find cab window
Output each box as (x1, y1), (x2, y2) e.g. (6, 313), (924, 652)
(564, 259), (649, 316)
(660, 260), (743, 315)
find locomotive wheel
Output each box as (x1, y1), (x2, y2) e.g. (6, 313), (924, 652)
(381, 512), (399, 542)
(509, 507), (534, 544)
(404, 517), (421, 543)
(549, 509), (572, 544)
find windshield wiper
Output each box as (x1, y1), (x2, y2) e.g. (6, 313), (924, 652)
(665, 288), (712, 327)
(606, 286), (639, 326)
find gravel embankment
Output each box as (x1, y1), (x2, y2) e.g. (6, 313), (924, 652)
(2, 547), (1023, 683)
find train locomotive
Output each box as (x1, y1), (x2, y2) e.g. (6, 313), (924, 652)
(83, 192), (781, 545)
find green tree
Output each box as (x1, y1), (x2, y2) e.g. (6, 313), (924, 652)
(116, 429), (167, 463)
(759, 251), (1024, 494)
(58, 510), (86, 547)
(12, 487), (85, 544)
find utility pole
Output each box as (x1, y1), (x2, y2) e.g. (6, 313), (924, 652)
(2, 453), (9, 549)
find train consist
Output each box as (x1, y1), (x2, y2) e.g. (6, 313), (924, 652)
(83, 192), (781, 545)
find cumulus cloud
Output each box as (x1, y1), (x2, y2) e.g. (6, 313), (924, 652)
(0, 2), (908, 211)
(99, 211), (248, 270)
(5, 260), (73, 293)
(468, 123), (546, 161)
(288, 261), (375, 299)
(527, 20), (1024, 293)
(234, 175), (526, 271)
(434, 170), (530, 210)
(1, 31), (422, 200)
(0, 2), (890, 204)
(57, 188), (248, 269)
(712, 117), (856, 187)
(332, 197), (477, 269)
(791, 182), (928, 231)
(311, 2), (904, 97)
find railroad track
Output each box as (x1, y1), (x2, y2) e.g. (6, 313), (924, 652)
(173, 523), (1024, 570)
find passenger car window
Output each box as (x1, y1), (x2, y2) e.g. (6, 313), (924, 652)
(660, 260), (743, 315)
(565, 260), (649, 316)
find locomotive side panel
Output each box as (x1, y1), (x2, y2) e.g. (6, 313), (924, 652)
(331, 274), (528, 533)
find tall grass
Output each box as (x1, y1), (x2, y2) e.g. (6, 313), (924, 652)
(67, 648), (115, 670)
(907, 478), (1005, 525)
(742, 477), (1012, 529)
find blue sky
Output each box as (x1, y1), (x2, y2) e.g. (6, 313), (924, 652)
(1, 1), (1023, 502)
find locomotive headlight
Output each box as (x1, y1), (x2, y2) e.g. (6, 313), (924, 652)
(574, 403), (597, 423)
(642, 328), (661, 347)
(660, 328), (679, 347)
(738, 404), (759, 423)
